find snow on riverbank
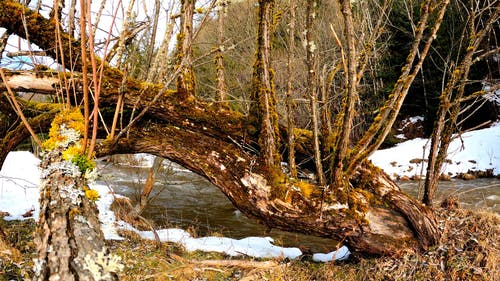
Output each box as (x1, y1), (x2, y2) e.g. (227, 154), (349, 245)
(0, 151), (40, 220)
(0, 151), (349, 262)
(370, 122), (500, 179)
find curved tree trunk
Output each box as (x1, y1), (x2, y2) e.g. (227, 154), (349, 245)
(97, 123), (439, 255)
(0, 71), (441, 256)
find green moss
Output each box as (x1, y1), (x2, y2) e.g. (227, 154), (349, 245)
(270, 183), (288, 200)
(72, 153), (96, 174)
(294, 181), (318, 198)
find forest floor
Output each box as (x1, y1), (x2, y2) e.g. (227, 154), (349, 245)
(1, 206), (498, 281)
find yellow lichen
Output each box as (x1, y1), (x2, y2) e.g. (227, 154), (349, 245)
(50, 107), (85, 135)
(62, 145), (82, 161)
(69, 208), (81, 218)
(85, 189), (100, 202)
(42, 107), (85, 151)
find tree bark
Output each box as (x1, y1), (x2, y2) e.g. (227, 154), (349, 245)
(285, 0), (297, 178)
(331, 0), (358, 187)
(134, 156), (163, 216)
(0, 69), (443, 256)
(215, 1), (228, 104)
(305, 0), (325, 187)
(0, 94), (58, 167)
(34, 110), (122, 280)
(35, 153), (119, 281)
(176, 0), (196, 98)
(423, 1), (499, 206)
(251, 0), (281, 170)
(97, 124), (439, 255)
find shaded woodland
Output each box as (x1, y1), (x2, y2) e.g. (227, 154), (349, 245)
(0, 0), (499, 279)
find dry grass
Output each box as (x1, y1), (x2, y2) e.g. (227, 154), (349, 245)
(0, 219), (36, 280)
(1, 207), (498, 280)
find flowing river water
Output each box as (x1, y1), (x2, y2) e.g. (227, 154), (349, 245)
(97, 155), (499, 252)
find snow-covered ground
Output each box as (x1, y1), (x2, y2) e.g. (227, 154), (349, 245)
(0, 151), (349, 262)
(370, 122), (500, 179)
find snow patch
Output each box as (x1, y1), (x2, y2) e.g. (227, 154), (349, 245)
(370, 122), (500, 178)
(0, 151), (41, 220)
(312, 246), (350, 262)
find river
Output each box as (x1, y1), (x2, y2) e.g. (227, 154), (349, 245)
(97, 155), (499, 252)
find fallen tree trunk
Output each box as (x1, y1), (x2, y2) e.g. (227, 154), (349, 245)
(97, 123), (438, 255)
(0, 95), (60, 167)
(0, 69), (440, 256)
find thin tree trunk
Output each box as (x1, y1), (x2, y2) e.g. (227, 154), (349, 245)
(134, 156), (164, 215)
(319, 65), (333, 152)
(331, 0), (357, 187)
(144, 0), (161, 76)
(285, 0), (297, 178)
(92, 0), (107, 38)
(78, 0), (90, 152)
(176, 0), (196, 98)
(114, 0), (136, 68)
(0, 31), (8, 54)
(252, 0), (280, 170)
(215, 1), (228, 104)
(346, 0), (450, 176)
(423, 2), (499, 206)
(67, 0), (77, 38)
(305, 0), (325, 186)
(147, 14), (175, 83)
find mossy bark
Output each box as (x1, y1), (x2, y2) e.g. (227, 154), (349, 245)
(97, 123), (439, 255)
(0, 95), (59, 167)
(423, 2), (497, 206)
(215, 2), (228, 104)
(251, 0), (281, 172)
(0, 70), (441, 257)
(34, 111), (121, 280)
(176, 0), (196, 98)
(330, 0), (358, 187)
